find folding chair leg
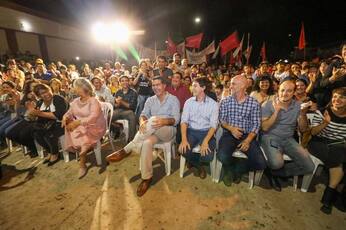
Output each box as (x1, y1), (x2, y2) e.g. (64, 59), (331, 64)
(108, 133), (115, 151)
(6, 138), (12, 153)
(301, 164), (320, 192)
(163, 145), (171, 176)
(214, 160), (222, 183)
(249, 171), (255, 189)
(179, 155), (186, 178)
(293, 176), (298, 191)
(94, 141), (102, 166)
(34, 140), (44, 158)
(254, 170), (264, 186)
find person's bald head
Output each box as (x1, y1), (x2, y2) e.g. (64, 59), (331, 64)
(230, 75), (247, 95)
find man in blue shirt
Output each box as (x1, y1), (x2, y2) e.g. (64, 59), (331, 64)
(153, 56), (173, 85)
(107, 76), (180, 197)
(112, 75), (138, 141)
(179, 77), (219, 179)
(261, 79), (314, 191)
(218, 75), (266, 186)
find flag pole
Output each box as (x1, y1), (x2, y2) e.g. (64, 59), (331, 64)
(246, 33), (250, 64)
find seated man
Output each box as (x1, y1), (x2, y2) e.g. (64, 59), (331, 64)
(179, 77), (218, 179)
(217, 75), (266, 186)
(261, 79), (314, 191)
(106, 76), (180, 197)
(167, 72), (192, 143)
(112, 75), (138, 141)
(91, 76), (114, 105)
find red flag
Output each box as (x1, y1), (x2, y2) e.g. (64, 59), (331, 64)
(245, 45), (252, 64)
(260, 42), (266, 61)
(229, 51), (236, 64)
(298, 23), (305, 50)
(185, 33), (203, 49)
(167, 36), (177, 55)
(220, 31), (240, 56)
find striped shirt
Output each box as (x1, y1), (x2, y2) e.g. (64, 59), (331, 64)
(219, 95), (261, 134)
(311, 108), (346, 141)
(181, 96), (219, 131)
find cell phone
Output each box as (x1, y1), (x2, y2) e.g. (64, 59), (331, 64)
(269, 139), (279, 149)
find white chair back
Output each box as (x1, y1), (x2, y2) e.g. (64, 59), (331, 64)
(100, 102), (113, 132)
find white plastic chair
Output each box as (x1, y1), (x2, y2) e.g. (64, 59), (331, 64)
(298, 112), (325, 192)
(35, 136), (67, 160)
(179, 145), (217, 180)
(101, 102), (115, 151)
(5, 138), (13, 153)
(300, 154), (324, 192)
(213, 151), (264, 189)
(139, 137), (176, 176)
(116, 119), (129, 143)
(282, 154), (299, 191)
(62, 102), (114, 165)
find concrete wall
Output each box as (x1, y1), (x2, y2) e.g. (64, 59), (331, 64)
(0, 6), (100, 61)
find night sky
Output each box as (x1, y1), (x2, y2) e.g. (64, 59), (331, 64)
(10, 0), (346, 62)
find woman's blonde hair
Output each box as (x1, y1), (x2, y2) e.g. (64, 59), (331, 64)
(73, 78), (95, 96)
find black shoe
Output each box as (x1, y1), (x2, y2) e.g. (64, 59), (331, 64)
(265, 169), (281, 192)
(43, 158), (50, 164)
(29, 152), (38, 158)
(233, 172), (242, 184)
(320, 186), (337, 214)
(47, 158), (60, 167)
(223, 171), (234, 187)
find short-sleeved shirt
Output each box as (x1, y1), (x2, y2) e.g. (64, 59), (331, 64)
(311, 107), (346, 141)
(261, 98), (301, 138)
(114, 88), (138, 111)
(181, 96), (219, 131)
(36, 95), (68, 122)
(219, 96), (261, 134)
(166, 85), (191, 111)
(153, 67), (173, 85)
(141, 92), (180, 126)
(136, 74), (153, 96)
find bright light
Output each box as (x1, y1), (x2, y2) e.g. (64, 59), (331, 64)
(194, 17), (201, 24)
(91, 21), (130, 44)
(75, 56), (80, 61)
(111, 22), (130, 43)
(21, 20), (31, 31)
(92, 22), (107, 43)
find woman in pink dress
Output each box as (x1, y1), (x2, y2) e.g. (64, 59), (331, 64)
(62, 78), (106, 179)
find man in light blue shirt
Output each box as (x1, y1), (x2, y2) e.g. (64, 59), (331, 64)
(179, 77), (219, 179)
(107, 76), (180, 197)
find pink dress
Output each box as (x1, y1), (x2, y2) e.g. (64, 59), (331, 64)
(64, 97), (106, 152)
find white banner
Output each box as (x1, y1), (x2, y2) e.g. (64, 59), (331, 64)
(135, 43), (169, 61)
(203, 41), (216, 55)
(186, 50), (207, 64)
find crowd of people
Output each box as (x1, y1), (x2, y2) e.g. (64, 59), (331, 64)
(0, 43), (345, 214)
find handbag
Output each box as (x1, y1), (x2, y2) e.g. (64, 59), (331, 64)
(32, 120), (56, 132)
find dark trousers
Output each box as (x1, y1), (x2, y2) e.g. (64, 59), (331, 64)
(217, 130), (267, 173)
(5, 119), (37, 154)
(33, 126), (63, 156)
(183, 129), (216, 168)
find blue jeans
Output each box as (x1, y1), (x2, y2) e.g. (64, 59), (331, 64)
(135, 95), (151, 121)
(182, 129), (216, 167)
(217, 129), (267, 172)
(0, 115), (11, 143)
(260, 134), (314, 177)
(0, 117), (21, 143)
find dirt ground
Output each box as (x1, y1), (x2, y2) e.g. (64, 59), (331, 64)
(0, 139), (345, 230)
